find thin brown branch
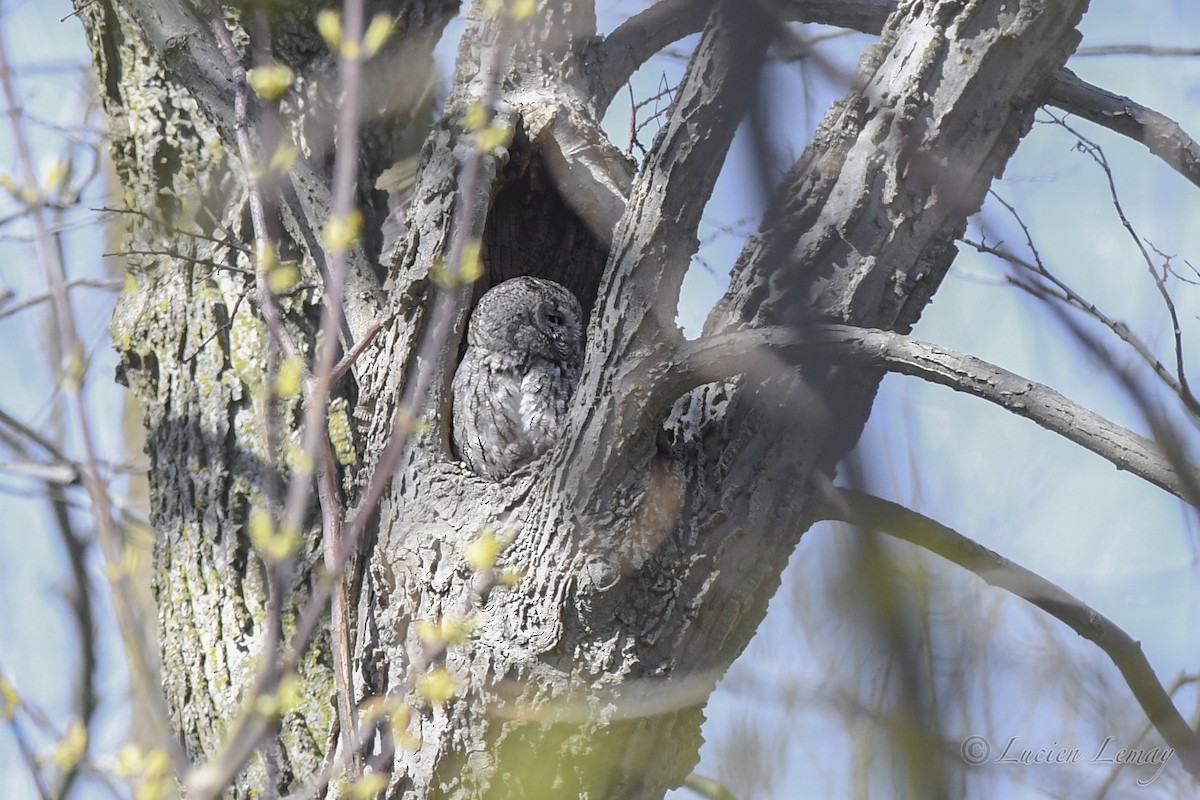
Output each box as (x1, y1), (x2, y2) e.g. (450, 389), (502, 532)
(271, 0), (364, 770)
(199, 1), (365, 790)
(207, 15), (309, 783)
(209, 11), (300, 363)
(626, 77), (677, 157)
(816, 486), (1200, 781)
(330, 319), (383, 385)
(46, 483), (96, 800)
(182, 286), (251, 363)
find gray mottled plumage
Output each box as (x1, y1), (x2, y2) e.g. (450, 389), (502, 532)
(451, 277), (584, 480)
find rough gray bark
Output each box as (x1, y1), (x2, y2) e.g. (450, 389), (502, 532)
(81, 0), (458, 789)
(82, 0), (1091, 796)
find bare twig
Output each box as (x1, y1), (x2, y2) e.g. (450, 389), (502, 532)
(1075, 44), (1200, 58)
(961, 236), (1143, 338)
(0, 19), (184, 776)
(625, 75), (677, 157)
(1148, 242), (1200, 288)
(330, 319), (383, 385)
(962, 213), (1199, 421)
(0, 278), (123, 320)
(91, 206), (253, 252)
(104, 248), (255, 275)
(1053, 116), (1197, 413)
(182, 285), (251, 363)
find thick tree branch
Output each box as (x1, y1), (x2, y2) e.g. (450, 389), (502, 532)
(590, 0), (892, 108)
(817, 487), (1200, 780)
(601, 0), (1092, 756)
(596, 1), (1200, 198)
(592, 0), (713, 109)
(624, 324), (1200, 504)
(1047, 68), (1200, 190)
(566, 0), (773, 501)
(119, 1), (236, 130)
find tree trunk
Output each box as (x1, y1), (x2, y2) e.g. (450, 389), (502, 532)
(80, 0), (1090, 796)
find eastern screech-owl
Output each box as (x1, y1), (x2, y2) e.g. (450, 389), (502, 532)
(451, 276), (584, 480)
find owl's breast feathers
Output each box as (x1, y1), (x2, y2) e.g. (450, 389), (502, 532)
(519, 358), (579, 450)
(451, 348), (577, 479)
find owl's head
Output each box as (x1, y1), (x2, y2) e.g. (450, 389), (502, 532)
(466, 276), (584, 365)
